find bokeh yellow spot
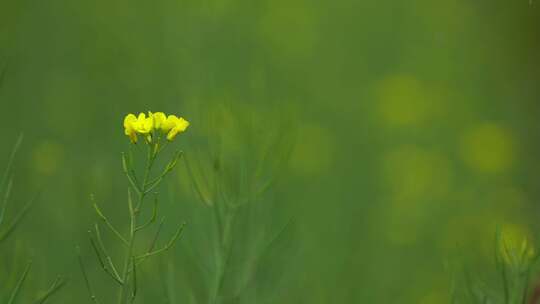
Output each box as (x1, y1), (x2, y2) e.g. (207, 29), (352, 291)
(33, 141), (64, 176)
(376, 74), (436, 127)
(460, 123), (514, 173)
(290, 123), (334, 176)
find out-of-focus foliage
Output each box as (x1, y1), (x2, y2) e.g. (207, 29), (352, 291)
(0, 0), (540, 302)
(0, 136), (65, 303)
(450, 228), (539, 304)
(171, 102), (297, 304)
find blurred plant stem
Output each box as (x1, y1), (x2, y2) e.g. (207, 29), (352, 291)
(209, 205), (237, 304)
(1, 134), (65, 303)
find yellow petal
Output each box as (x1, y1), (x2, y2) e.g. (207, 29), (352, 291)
(143, 116), (154, 133)
(132, 112), (154, 134)
(161, 115), (178, 132)
(152, 112), (167, 130)
(174, 117), (190, 132)
(124, 114), (139, 143)
(124, 114), (137, 128)
(166, 127), (179, 141)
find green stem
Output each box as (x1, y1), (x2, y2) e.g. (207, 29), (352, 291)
(118, 145), (155, 304)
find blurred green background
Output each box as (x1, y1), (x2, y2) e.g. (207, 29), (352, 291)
(1, 0), (540, 303)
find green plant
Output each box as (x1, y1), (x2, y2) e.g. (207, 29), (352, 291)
(79, 111), (189, 304)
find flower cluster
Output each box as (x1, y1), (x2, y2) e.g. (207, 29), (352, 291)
(123, 112), (189, 143)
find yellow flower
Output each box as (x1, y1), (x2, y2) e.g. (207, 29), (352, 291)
(132, 113), (154, 134)
(123, 112), (188, 143)
(124, 114), (138, 143)
(151, 112), (167, 132)
(164, 115), (190, 141)
(160, 115), (176, 132)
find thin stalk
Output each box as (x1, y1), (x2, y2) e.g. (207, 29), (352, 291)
(78, 246), (100, 304)
(147, 217), (165, 254)
(118, 145), (153, 304)
(33, 276), (66, 304)
(0, 178), (13, 227)
(209, 208), (237, 304)
(89, 229), (123, 285)
(522, 268), (531, 304)
(93, 203), (128, 246)
(0, 192), (36, 242)
(8, 260), (32, 304)
(130, 259), (137, 303)
(144, 150), (182, 192)
(134, 222), (185, 261)
(94, 224), (123, 284)
(1, 134), (23, 197)
(208, 205), (224, 304)
(135, 196), (158, 232)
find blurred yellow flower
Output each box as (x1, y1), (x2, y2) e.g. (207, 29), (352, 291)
(460, 123), (514, 173)
(123, 112), (189, 143)
(499, 225), (535, 267)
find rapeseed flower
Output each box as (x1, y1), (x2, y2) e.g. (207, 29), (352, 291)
(133, 113), (154, 134)
(151, 112), (167, 131)
(163, 115), (190, 141)
(123, 112), (189, 143)
(124, 114), (138, 143)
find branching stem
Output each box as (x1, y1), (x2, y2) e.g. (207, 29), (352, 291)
(118, 144), (153, 304)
